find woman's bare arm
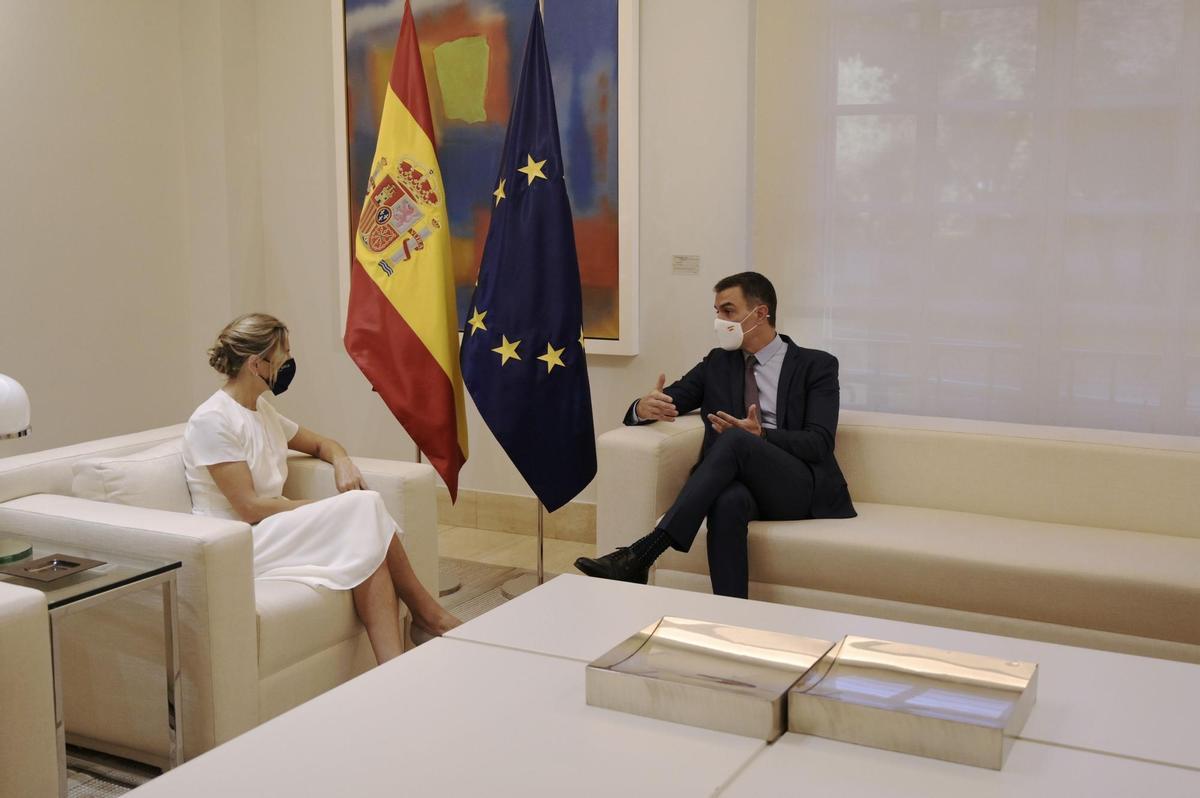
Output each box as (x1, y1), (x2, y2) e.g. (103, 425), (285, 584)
(207, 461), (313, 524)
(288, 427), (367, 492)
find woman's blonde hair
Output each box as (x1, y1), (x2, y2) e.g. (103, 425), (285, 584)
(207, 313), (289, 377)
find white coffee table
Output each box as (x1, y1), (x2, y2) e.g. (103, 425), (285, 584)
(448, 574), (1200, 771)
(130, 575), (1200, 796)
(722, 735), (1200, 797)
(128, 637), (765, 797)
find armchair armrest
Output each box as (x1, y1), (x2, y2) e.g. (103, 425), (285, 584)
(596, 414), (705, 553)
(0, 495), (257, 764)
(284, 456), (439, 597)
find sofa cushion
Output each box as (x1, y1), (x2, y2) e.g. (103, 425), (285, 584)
(255, 580), (364, 677)
(835, 412), (1200, 541)
(70, 440), (191, 513)
(658, 502), (1200, 646)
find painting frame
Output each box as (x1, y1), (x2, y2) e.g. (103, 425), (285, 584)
(331, 0), (639, 356)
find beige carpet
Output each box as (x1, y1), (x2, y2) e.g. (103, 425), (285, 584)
(67, 746), (157, 797)
(438, 557), (559, 622)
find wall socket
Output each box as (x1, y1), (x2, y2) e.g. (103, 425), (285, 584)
(672, 255), (700, 274)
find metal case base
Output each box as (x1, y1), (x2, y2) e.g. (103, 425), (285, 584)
(586, 616), (834, 741)
(788, 635), (1038, 769)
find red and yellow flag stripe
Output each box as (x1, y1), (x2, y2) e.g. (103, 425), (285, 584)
(345, 0), (468, 498)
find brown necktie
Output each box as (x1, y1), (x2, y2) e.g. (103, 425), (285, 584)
(744, 354), (759, 417)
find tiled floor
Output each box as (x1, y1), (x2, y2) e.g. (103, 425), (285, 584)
(438, 524), (595, 575)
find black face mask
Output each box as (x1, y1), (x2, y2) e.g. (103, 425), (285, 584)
(260, 358), (297, 395)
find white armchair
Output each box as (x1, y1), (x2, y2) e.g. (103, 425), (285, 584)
(0, 424), (438, 767)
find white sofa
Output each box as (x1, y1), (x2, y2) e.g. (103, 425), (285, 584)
(0, 424), (438, 767)
(597, 410), (1200, 664)
(0, 582), (58, 798)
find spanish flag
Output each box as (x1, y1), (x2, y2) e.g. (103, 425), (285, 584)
(345, 0), (468, 499)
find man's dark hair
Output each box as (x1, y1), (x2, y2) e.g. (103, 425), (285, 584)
(713, 272), (777, 326)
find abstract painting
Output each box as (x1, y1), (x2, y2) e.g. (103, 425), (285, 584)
(341, 0), (636, 350)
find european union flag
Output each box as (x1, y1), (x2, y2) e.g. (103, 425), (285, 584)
(459, 1), (596, 513)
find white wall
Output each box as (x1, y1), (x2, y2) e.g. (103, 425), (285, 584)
(0, 0), (301, 457)
(178, 0), (270, 398)
(0, 0), (195, 455)
(254, 0), (756, 501)
(752, 0), (828, 344)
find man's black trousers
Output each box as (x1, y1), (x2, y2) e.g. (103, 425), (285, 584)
(658, 427), (815, 598)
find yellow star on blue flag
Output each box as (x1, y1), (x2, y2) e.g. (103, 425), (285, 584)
(517, 154), (548, 185)
(537, 342), (566, 372)
(492, 335), (521, 365)
(467, 307), (488, 335)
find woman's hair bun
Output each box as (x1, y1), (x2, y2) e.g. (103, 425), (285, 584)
(208, 313), (288, 377)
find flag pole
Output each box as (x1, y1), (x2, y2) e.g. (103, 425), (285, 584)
(501, 500), (545, 599)
(537, 500), (544, 582)
(461, 0), (594, 602)
(415, 444), (461, 598)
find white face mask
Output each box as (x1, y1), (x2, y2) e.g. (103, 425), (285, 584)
(713, 307), (762, 351)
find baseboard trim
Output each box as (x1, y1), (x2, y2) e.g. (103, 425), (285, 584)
(436, 487), (596, 544)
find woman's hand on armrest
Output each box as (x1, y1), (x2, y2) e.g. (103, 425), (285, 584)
(331, 456), (367, 493)
(288, 427), (367, 492)
(207, 461), (313, 524)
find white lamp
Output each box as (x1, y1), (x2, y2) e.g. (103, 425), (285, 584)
(0, 374), (32, 563)
(0, 374), (31, 439)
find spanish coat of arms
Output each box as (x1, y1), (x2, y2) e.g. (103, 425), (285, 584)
(358, 158), (443, 276)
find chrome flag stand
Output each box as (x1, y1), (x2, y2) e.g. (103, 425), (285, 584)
(501, 501), (545, 599)
(415, 446), (461, 598)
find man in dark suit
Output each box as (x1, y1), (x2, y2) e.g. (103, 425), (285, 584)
(575, 272), (856, 598)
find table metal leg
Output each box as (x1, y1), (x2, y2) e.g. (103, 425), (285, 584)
(49, 617), (67, 798)
(162, 574), (183, 768)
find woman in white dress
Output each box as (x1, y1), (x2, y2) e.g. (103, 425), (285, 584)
(182, 313), (459, 664)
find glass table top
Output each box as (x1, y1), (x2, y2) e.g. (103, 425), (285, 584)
(0, 538), (180, 610)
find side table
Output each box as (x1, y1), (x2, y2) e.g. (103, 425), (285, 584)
(0, 540), (182, 797)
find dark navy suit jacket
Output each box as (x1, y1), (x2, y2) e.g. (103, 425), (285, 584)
(626, 335), (856, 519)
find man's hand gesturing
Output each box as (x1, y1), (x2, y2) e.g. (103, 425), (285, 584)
(707, 405), (764, 438)
(634, 373), (678, 422)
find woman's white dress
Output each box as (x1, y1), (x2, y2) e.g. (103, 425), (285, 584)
(181, 389), (402, 589)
